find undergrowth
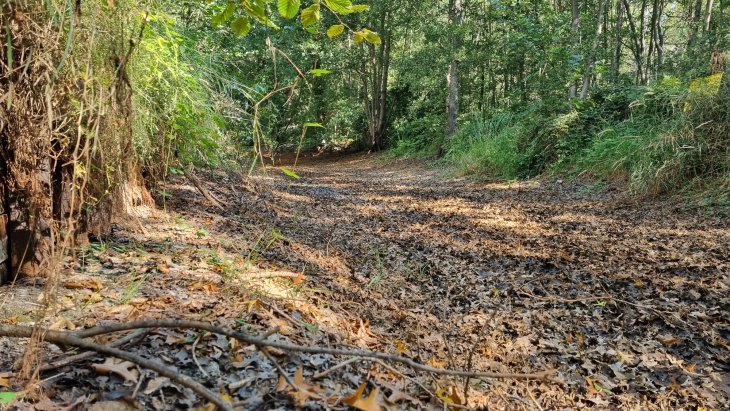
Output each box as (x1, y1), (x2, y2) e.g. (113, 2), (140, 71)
(394, 76), (729, 202)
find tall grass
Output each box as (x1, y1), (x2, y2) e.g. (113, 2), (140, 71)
(433, 76), (729, 198)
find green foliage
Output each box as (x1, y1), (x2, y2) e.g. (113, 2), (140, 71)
(442, 78), (730, 195)
(0, 392), (18, 405)
(280, 167), (302, 179)
(278, 0), (301, 19)
(119, 0), (729, 202)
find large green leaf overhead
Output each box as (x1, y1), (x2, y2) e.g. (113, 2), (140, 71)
(277, 0), (300, 19)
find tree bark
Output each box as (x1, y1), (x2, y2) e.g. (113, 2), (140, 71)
(623, 0), (646, 83)
(688, 0), (703, 51)
(569, 0), (581, 98)
(612, 0), (624, 79)
(580, 0), (608, 99)
(359, 7), (391, 151)
(704, 0), (714, 32)
(446, 0), (463, 138)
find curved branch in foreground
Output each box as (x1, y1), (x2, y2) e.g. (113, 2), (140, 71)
(0, 325), (232, 411)
(41, 329), (148, 372)
(71, 319), (555, 380)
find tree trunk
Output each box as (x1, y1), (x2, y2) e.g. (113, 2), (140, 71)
(704, 0), (714, 32)
(688, 0), (703, 51)
(360, 7), (391, 151)
(623, 0), (645, 83)
(446, 0), (463, 138)
(580, 0), (608, 99)
(646, 0), (659, 80)
(569, 0), (581, 98)
(612, 0), (624, 79)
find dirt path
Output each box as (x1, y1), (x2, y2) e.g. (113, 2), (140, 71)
(240, 153), (730, 409)
(1, 153), (728, 410)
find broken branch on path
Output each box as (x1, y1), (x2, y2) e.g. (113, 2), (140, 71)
(40, 329), (148, 372)
(70, 319), (556, 380)
(182, 167), (227, 210)
(0, 324), (232, 411)
(0, 319), (555, 409)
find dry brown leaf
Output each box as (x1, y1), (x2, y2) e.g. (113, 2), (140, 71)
(293, 271), (305, 285)
(157, 263), (170, 274)
(81, 293), (104, 304)
(89, 401), (137, 411)
(0, 372), (11, 388)
(276, 367), (323, 407)
(49, 317), (76, 331)
(658, 335), (681, 346)
(394, 340), (408, 354)
(343, 383), (383, 411)
(269, 317), (294, 336)
(385, 388), (418, 405)
(435, 385), (464, 405)
(354, 320), (379, 348)
(92, 358), (139, 383)
(143, 377), (169, 395)
(105, 304), (137, 320)
(427, 357), (446, 369)
(63, 275), (104, 291)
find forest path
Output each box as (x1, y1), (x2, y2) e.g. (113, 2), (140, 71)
(1, 153), (727, 410)
(236, 153), (729, 409)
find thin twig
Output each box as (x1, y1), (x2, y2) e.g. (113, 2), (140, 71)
(526, 384), (544, 411)
(312, 357), (362, 380)
(192, 332), (209, 378)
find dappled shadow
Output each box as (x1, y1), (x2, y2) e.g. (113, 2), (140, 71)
(212, 153), (730, 409)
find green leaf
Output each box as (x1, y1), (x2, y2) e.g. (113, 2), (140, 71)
(350, 4), (369, 12)
(309, 69), (332, 76)
(243, 0), (280, 28)
(212, 2), (236, 27)
(300, 3), (320, 27)
(277, 0), (300, 19)
(304, 122), (324, 127)
(324, 0), (353, 14)
(327, 24), (345, 38)
(230, 17), (251, 36)
(0, 392), (18, 405)
(363, 29), (381, 44)
(354, 28), (381, 44)
(280, 167), (301, 179)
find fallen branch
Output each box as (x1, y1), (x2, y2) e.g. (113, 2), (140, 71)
(182, 167), (227, 210)
(40, 329), (148, 372)
(70, 319), (555, 380)
(0, 325), (232, 411)
(244, 271), (302, 280)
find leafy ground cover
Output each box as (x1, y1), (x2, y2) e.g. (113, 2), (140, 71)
(1, 154), (728, 410)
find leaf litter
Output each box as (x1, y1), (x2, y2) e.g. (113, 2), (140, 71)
(0, 153), (727, 410)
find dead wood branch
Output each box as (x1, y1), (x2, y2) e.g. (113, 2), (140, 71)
(0, 325), (232, 411)
(70, 319), (555, 381)
(182, 168), (226, 210)
(40, 329), (148, 372)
